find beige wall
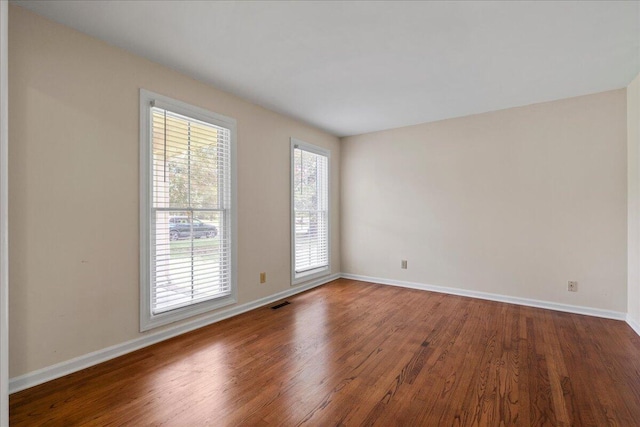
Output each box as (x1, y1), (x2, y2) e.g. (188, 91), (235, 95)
(629, 73), (640, 327)
(342, 90), (627, 313)
(8, 6), (340, 377)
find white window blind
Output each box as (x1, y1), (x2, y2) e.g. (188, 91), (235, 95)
(292, 141), (329, 280)
(141, 90), (236, 330)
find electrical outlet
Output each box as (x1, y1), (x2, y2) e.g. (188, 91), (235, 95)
(401, 260), (408, 269)
(568, 281), (578, 292)
(260, 272), (266, 284)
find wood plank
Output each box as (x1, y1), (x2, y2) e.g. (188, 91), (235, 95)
(10, 279), (640, 426)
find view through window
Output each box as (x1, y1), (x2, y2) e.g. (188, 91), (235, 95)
(150, 107), (232, 314)
(292, 141), (329, 280)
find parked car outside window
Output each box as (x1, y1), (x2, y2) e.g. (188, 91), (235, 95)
(169, 216), (218, 240)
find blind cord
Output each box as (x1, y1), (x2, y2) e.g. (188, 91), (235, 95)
(163, 109), (167, 183)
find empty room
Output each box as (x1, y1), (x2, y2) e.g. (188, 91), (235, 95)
(1, 0), (640, 425)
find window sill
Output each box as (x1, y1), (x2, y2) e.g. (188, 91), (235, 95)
(292, 266), (330, 286)
(140, 293), (237, 332)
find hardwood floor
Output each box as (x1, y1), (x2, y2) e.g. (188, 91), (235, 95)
(10, 279), (640, 426)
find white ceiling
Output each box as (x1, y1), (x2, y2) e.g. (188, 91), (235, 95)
(14, 1), (640, 137)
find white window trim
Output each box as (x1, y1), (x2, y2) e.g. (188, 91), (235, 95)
(139, 89), (237, 331)
(290, 138), (331, 286)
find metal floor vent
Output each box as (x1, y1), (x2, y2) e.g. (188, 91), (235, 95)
(271, 301), (291, 310)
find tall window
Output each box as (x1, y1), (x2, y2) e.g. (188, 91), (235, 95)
(291, 139), (330, 283)
(140, 90), (236, 331)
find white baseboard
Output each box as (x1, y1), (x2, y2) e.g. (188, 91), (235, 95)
(340, 273), (627, 321)
(626, 314), (640, 337)
(9, 273), (340, 394)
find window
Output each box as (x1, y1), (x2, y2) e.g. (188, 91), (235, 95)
(291, 138), (330, 284)
(140, 90), (236, 331)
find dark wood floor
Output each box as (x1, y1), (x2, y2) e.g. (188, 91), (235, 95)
(10, 279), (640, 426)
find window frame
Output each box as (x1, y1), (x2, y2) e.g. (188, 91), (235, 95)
(140, 89), (237, 331)
(290, 138), (331, 285)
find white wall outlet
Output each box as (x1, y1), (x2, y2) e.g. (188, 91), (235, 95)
(401, 260), (408, 269)
(568, 281), (578, 292)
